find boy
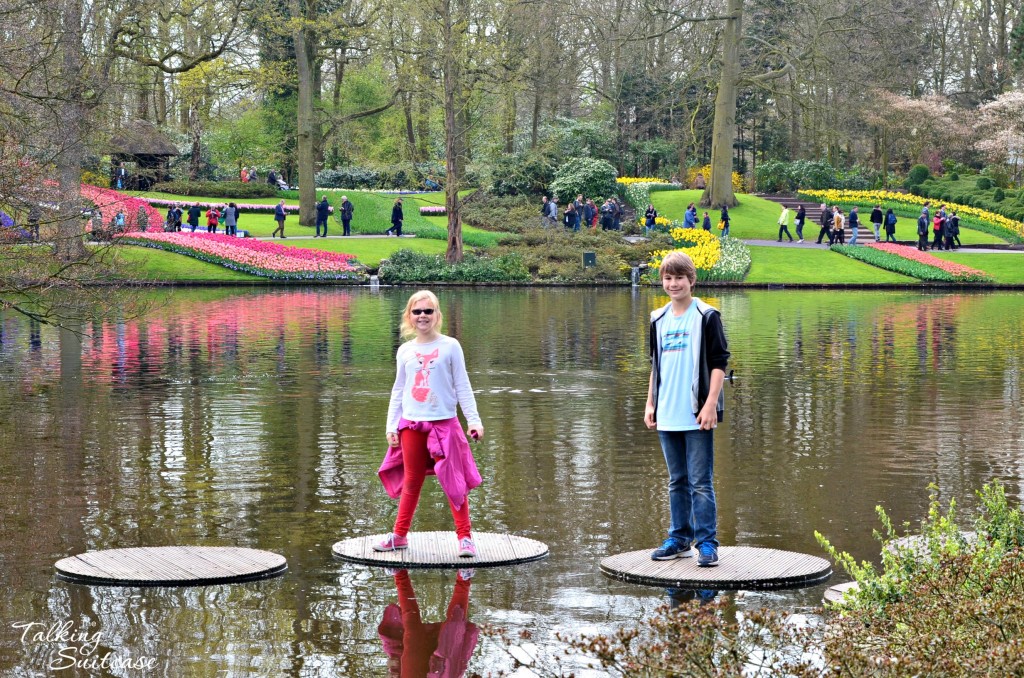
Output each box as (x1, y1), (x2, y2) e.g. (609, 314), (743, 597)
(645, 251), (730, 567)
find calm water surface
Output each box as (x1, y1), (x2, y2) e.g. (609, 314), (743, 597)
(1, 287), (1023, 676)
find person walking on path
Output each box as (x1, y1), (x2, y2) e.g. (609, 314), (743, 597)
(224, 202), (239, 236)
(315, 196), (331, 237)
(777, 204), (794, 242)
(187, 203), (201, 233)
(719, 205), (730, 237)
(702, 211), (711, 231)
(386, 198), (404, 236)
(794, 205), (806, 242)
(945, 211), (959, 251)
(272, 200), (287, 238)
(600, 199), (614, 230)
(870, 205), (884, 242)
(340, 196), (354, 236)
(574, 195), (584, 232)
(563, 202), (577, 230)
(375, 290), (484, 558)
(917, 209), (929, 251)
(645, 251), (730, 567)
(816, 203), (832, 244)
(682, 203), (696, 229)
(832, 207), (845, 245)
(612, 198), (622, 231)
(884, 209), (897, 243)
(582, 200), (595, 232)
(949, 210), (961, 248)
(847, 206), (860, 245)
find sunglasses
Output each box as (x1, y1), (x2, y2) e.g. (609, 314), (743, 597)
(411, 308), (435, 316)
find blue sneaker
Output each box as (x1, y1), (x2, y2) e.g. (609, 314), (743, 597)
(697, 543), (719, 567)
(651, 538), (694, 561)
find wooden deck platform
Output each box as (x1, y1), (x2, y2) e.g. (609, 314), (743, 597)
(332, 532), (548, 569)
(55, 546), (287, 586)
(601, 546), (832, 590)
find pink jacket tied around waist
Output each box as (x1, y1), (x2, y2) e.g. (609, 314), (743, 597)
(378, 418), (482, 510)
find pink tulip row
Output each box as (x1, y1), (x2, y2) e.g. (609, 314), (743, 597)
(137, 196), (330, 213)
(81, 184), (165, 231)
(866, 242), (990, 279)
(419, 206), (446, 215)
(118, 232), (365, 279)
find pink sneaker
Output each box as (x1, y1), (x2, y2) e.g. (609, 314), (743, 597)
(457, 536), (477, 558)
(373, 533), (409, 552)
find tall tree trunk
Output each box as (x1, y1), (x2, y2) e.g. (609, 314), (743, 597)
(530, 87), (541, 150)
(701, 0), (742, 209)
(292, 0), (316, 227)
(442, 0), (466, 263)
(403, 92), (418, 161)
(54, 0), (87, 262)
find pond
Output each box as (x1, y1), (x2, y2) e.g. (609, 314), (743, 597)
(1, 287), (1023, 675)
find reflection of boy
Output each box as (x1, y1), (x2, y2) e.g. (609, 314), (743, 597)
(645, 251), (730, 567)
(378, 569), (478, 678)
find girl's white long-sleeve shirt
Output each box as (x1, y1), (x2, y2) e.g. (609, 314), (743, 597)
(386, 335), (481, 432)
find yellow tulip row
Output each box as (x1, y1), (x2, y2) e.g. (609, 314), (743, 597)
(650, 228), (722, 272)
(800, 189), (1024, 238)
(617, 177), (673, 186)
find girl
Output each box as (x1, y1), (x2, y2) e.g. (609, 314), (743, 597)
(376, 291), (484, 557)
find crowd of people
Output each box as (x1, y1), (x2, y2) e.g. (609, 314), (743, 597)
(163, 202), (241, 236)
(239, 167), (291, 191)
(540, 195), (630, 232)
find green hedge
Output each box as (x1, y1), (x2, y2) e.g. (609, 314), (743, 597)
(152, 181), (278, 199)
(378, 248), (530, 283)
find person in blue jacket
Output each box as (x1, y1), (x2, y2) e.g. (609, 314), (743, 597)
(315, 196), (330, 237)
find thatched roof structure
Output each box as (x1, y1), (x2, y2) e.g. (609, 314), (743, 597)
(109, 120), (179, 157)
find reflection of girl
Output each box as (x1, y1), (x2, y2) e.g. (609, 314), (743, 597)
(376, 291), (484, 557)
(378, 569), (478, 678)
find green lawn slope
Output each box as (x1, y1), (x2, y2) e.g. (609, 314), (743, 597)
(933, 252), (1024, 284)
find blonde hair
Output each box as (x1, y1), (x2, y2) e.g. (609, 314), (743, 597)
(659, 251), (697, 283)
(399, 290), (443, 340)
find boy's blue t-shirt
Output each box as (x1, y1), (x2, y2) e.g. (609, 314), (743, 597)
(656, 303), (701, 431)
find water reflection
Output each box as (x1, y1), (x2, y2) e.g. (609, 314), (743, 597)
(0, 287), (1023, 675)
(378, 570), (478, 678)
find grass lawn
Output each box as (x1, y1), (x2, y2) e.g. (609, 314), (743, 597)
(745, 245), (918, 284)
(283, 237), (447, 267)
(651, 190), (1006, 245)
(128, 189), (503, 245)
(933, 252), (1024, 284)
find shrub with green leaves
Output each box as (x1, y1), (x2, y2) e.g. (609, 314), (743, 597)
(993, 187), (1005, 202)
(377, 249), (530, 283)
(904, 164), (930, 188)
(488, 153), (555, 197)
(548, 157), (617, 202)
(976, 176), (994, 190)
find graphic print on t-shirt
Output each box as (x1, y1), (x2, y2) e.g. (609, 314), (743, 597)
(411, 349), (439, 403)
(662, 328), (691, 353)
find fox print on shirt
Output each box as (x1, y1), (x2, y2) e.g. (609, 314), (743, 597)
(411, 349), (439, 403)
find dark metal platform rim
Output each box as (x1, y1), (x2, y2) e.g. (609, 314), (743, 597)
(332, 531), (549, 570)
(54, 546), (288, 587)
(56, 563), (288, 587)
(600, 546), (833, 591)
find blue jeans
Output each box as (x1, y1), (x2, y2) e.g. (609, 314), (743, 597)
(849, 224), (858, 245)
(721, 224), (729, 237)
(316, 217), (327, 236)
(658, 429), (718, 548)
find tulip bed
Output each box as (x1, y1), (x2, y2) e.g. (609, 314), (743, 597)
(649, 227), (751, 282)
(135, 196), (330, 215)
(831, 242), (993, 282)
(419, 206), (446, 216)
(117, 232), (367, 281)
(82, 184), (164, 231)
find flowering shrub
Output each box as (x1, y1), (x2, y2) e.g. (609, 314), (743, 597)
(831, 243), (993, 282)
(621, 181), (676, 211)
(81, 184), (164, 232)
(799, 189), (1024, 243)
(649, 227), (751, 282)
(419, 206), (446, 216)
(117, 232), (367, 281)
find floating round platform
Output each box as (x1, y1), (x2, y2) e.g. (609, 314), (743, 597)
(823, 580), (859, 605)
(55, 546), (287, 586)
(601, 546), (832, 590)
(332, 532), (548, 569)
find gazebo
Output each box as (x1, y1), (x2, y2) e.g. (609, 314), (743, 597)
(108, 120), (179, 190)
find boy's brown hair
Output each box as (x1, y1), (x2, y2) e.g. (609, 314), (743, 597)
(659, 251), (697, 283)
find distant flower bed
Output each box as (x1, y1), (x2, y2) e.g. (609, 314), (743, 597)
(81, 184), (164, 231)
(831, 242), (993, 282)
(617, 177), (673, 186)
(649, 226), (750, 282)
(135, 196), (330, 214)
(419, 206), (446, 216)
(118, 232), (366, 281)
(799, 189), (1024, 242)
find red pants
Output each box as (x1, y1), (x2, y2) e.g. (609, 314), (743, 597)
(394, 427), (472, 539)
(393, 570), (471, 678)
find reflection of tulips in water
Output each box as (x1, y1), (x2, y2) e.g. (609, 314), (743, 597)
(378, 569), (478, 678)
